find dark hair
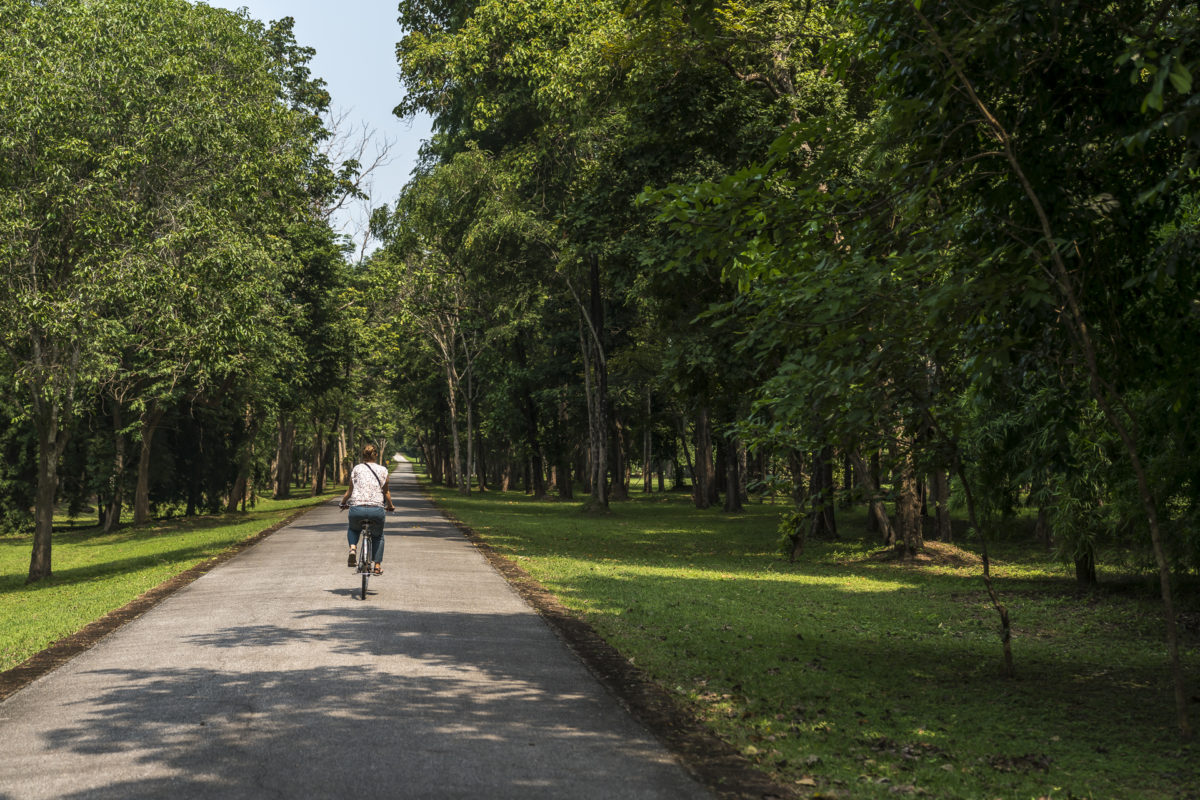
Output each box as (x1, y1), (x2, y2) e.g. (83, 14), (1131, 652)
(361, 444), (379, 462)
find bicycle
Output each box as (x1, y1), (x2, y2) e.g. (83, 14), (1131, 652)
(350, 515), (382, 600)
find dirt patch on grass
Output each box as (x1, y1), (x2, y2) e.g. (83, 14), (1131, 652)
(0, 505), (314, 703)
(865, 541), (983, 569)
(433, 499), (796, 800)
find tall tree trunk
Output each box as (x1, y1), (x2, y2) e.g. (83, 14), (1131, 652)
(692, 407), (713, 510)
(521, 393), (546, 500)
(893, 437), (924, 557)
(556, 455), (573, 499)
(228, 407), (257, 512)
(475, 431), (488, 491)
(723, 433), (743, 512)
(185, 414), (200, 517)
(738, 441), (749, 504)
(677, 418), (695, 492)
(310, 422), (326, 496)
(865, 451), (881, 533)
(273, 416), (295, 500)
(336, 426), (347, 484)
(443, 441), (456, 488)
(852, 452), (895, 545)
(932, 469), (953, 542)
(573, 254), (609, 510)
(841, 453), (854, 509)
(463, 361), (474, 496)
(535, 448), (548, 499)
(643, 390), (652, 493)
(610, 414), (629, 501)
(810, 446), (837, 538)
(133, 405), (164, 525)
(104, 398), (126, 533)
(444, 360), (465, 492)
(28, 406), (69, 582)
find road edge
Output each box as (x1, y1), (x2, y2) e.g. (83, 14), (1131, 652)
(419, 483), (796, 800)
(0, 503), (322, 703)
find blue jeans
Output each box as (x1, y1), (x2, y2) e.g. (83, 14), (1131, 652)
(347, 506), (386, 562)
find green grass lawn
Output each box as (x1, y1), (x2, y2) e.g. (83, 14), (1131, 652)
(423, 474), (1198, 800)
(0, 489), (342, 673)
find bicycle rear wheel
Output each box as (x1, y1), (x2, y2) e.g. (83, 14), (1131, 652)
(358, 520), (371, 600)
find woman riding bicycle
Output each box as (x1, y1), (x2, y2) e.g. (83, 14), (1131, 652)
(338, 444), (394, 575)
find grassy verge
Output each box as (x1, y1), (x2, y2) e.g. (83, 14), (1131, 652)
(0, 489), (342, 672)
(421, 473), (1198, 800)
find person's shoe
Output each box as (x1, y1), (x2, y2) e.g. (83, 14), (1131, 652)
(347, 548), (357, 567)
(372, 563), (383, 576)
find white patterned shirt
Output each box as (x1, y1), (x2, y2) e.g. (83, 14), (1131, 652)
(348, 463), (389, 508)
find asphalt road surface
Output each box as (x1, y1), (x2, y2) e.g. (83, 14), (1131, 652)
(0, 461), (710, 800)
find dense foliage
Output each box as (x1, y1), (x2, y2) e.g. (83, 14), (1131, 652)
(375, 0), (1199, 735)
(0, 0), (393, 581)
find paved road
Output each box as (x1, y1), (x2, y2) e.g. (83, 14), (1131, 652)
(0, 462), (710, 800)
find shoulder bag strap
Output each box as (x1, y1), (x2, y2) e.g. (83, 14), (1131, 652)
(361, 462), (386, 490)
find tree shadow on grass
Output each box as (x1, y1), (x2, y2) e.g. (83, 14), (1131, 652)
(547, 567), (1197, 792)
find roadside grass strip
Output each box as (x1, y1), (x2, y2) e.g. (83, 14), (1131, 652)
(0, 491), (342, 674)
(424, 477), (1198, 800)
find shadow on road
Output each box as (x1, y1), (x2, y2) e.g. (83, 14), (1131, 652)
(39, 603), (690, 799)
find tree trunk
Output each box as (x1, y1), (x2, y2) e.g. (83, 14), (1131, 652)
(893, 438), (923, 557)
(463, 363), (474, 496)
(310, 422), (326, 496)
(228, 408), (257, 512)
(738, 441), (749, 504)
(133, 405), (164, 525)
(841, 453), (854, 508)
(852, 452), (895, 545)
(443, 442), (456, 488)
(643, 390), (652, 493)
(692, 407), (713, 510)
(104, 399), (126, 533)
(443, 359), (465, 491)
(273, 416), (295, 499)
(810, 446), (837, 538)
(556, 456), (573, 499)
(723, 433), (743, 512)
(865, 451), (881, 533)
(610, 414), (629, 501)
(677, 418), (695, 492)
(28, 407), (69, 582)
(932, 469), (953, 542)
(578, 254), (609, 511)
(475, 431), (488, 491)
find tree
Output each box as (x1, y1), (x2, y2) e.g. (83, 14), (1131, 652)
(0, 0), (320, 580)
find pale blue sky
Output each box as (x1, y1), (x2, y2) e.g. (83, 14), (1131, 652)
(204, 1), (433, 253)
